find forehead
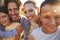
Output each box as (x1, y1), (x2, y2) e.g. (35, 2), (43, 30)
(52, 5), (60, 15)
(0, 12), (7, 16)
(8, 2), (18, 9)
(41, 4), (60, 16)
(24, 3), (35, 10)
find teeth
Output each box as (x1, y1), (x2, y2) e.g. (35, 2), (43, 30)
(13, 16), (16, 17)
(29, 17), (32, 20)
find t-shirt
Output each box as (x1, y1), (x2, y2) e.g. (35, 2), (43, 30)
(31, 27), (60, 40)
(0, 29), (17, 38)
(0, 25), (5, 31)
(3, 22), (20, 40)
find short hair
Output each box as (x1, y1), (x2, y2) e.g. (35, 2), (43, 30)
(0, 6), (8, 14)
(40, 0), (60, 14)
(40, 0), (60, 8)
(4, 0), (22, 8)
(24, 1), (37, 8)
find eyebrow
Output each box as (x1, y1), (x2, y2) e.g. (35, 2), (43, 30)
(55, 15), (60, 17)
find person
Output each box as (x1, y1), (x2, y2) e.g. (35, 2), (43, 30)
(4, 0), (31, 40)
(23, 1), (41, 30)
(29, 0), (60, 40)
(0, 6), (18, 39)
(0, 6), (22, 40)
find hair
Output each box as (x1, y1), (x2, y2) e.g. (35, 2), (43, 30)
(41, 0), (60, 8)
(0, 6), (8, 14)
(40, 0), (60, 14)
(24, 1), (37, 8)
(0, 6), (12, 22)
(4, 0), (22, 9)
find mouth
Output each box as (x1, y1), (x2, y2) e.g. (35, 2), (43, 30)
(28, 17), (33, 20)
(28, 16), (34, 20)
(12, 14), (18, 18)
(12, 15), (17, 18)
(47, 25), (57, 29)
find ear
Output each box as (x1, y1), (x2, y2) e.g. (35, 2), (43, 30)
(39, 14), (43, 22)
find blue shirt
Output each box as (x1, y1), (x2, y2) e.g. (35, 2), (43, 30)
(0, 25), (5, 31)
(0, 25), (17, 38)
(0, 29), (17, 38)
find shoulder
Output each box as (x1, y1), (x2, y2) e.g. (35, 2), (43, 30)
(30, 28), (41, 39)
(13, 22), (20, 25)
(31, 28), (40, 35)
(12, 22), (21, 27)
(5, 22), (21, 30)
(20, 16), (31, 27)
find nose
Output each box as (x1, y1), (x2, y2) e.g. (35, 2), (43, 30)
(51, 18), (56, 25)
(11, 10), (15, 15)
(27, 11), (32, 17)
(27, 13), (31, 16)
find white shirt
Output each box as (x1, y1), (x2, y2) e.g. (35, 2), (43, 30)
(31, 27), (60, 40)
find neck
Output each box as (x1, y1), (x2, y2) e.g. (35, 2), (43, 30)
(42, 27), (57, 34)
(6, 22), (12, 26)
(35, 18), (41, 26)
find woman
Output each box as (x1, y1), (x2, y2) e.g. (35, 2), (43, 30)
(0, 6), (22, 40)
(23, 1), (41, 30)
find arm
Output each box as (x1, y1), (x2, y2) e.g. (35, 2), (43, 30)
(0, 29), (17, 38)
(15, 24), (23, 40)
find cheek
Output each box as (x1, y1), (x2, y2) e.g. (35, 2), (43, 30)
(4, 17), (9, 21)
(42, 18), (50, 25)
(56, 19), (60, 24)
(15, 10), (19, 14)
(9, 13), (12, 16)
(24, 13), (28, 17)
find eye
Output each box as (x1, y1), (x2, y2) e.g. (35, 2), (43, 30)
(44, 16), (50, 18)
(8, 9), (12, 12)
(14, 8), (18, 10)
(2, 15), (7, 18)
(24, 11), (27, 14)
(55, 16), (60, 19)
(29, 9), (33, 12)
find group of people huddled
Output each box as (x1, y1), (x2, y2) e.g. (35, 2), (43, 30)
(0, 0), (60, 40)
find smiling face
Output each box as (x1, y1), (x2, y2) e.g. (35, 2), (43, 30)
(39, 4), (60, 33)
(0, 12), (11, 26)
(8, 2), (20, 22)
(24, 3), (38, 22)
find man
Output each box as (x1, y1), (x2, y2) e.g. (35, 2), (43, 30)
(29, 0), (60, 40)
(4, 0), (31, 40)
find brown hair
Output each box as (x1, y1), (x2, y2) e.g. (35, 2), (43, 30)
(4, 0), (22, 8)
